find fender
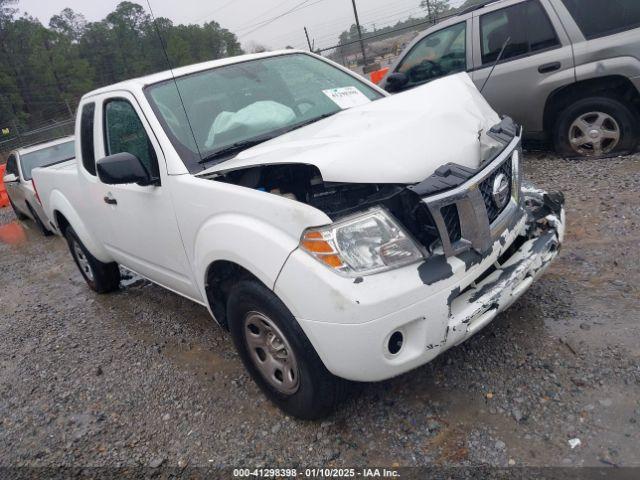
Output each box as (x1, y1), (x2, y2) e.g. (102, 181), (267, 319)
(575, 56), (640, 84)
(49, 189), (113, 263)
(192, 213), (300, 300)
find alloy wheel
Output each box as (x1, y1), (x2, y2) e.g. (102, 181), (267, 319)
(568, 111), (620, 157)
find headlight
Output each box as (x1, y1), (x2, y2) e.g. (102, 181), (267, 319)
(301, 208), (424, 276)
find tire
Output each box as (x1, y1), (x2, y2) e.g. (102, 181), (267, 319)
(65, 226), (120, 294)
(26, 203), (53, 237)
(553, 96), (639, 158)
(227, 280), (348, 420)
(8, 198), (28, 220)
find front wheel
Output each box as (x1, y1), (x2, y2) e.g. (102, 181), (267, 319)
(65, 226), (120, 293)
(553, 96), (639, 158)
(227, 280), (348, 420)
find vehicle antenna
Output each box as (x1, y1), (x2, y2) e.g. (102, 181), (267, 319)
(146, 0), (203, 162)
(480, 36), (511, 94)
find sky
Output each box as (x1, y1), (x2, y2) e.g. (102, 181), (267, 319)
(16, 0), (432, 51)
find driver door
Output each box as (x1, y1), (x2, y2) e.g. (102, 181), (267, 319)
(390, 20), (470, 92)
(94, 92), (201, 301)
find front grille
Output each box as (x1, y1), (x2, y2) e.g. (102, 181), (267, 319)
(479, 157), (513, 223)
(440, 204), (461, 243)
(419, 149), (519, 257)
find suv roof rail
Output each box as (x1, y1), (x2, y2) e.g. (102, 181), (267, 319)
(459, 0), (501, 16)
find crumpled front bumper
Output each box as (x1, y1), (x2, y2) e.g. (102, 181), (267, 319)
(275, 186), (565, 382)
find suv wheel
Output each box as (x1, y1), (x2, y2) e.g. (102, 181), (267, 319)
(65, 226), (120, 293)
(553, 96), (639, 158)
(227, 280), (348, 419)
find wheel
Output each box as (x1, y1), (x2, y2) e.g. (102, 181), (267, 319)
(227, 280), (348, 419)
(553, 96), (639, 158)
(65, 226), (120, 293)
(26, 203), (52, 237)
(8, 198), (28, 220)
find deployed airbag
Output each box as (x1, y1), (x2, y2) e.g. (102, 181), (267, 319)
(205, 101), (296, 149)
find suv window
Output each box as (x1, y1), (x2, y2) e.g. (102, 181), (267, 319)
(104, 99), (159, 179)
(562, 0), (640, 39)
(397, 22), (467, 85)
(80, 103), (96, 176)
(6, 154), (18, 177)
(480, 0), (559, 65)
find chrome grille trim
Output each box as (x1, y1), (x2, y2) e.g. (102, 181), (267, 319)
(422, 133), (522, 257)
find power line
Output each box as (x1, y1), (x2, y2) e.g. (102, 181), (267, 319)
(238, 0), (327, 38)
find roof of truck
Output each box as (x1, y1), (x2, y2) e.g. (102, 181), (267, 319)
(83, 50), (304, 99)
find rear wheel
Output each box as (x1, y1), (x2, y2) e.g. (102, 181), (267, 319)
(65, 226), (120, 293)
(227, 280), (348, 419)
(553, 96), (639, 157)
(26, 203), (52, 237)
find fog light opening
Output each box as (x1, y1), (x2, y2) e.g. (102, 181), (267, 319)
(388, 331), (404, 355)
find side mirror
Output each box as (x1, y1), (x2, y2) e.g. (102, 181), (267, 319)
(3, 173), (18, 183)
(97, 152), (157, 186)
(384, 72), (409, 93)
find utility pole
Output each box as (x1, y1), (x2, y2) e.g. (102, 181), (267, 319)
(350, 0), (368, 68)
(304, 27), (313, 51)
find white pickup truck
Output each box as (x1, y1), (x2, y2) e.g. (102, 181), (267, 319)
(33, 51), (565, 419)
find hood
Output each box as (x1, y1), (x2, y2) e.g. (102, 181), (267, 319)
(199, 73), (501, 184)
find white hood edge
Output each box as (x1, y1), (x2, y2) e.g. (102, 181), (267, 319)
(198, 73), (501, 185)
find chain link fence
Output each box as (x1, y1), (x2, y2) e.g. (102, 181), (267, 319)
(0, 117), (75, 164)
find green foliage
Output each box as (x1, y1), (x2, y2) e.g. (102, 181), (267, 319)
(0, 1), (243, 132)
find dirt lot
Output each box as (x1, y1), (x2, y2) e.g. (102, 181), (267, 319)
(0, 152), (638, 470)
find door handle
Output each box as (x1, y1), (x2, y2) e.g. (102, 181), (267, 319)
(103, 193), (117, 205)
(538, 62), (561, 74)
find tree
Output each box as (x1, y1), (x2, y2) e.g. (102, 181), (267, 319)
(49, 8), (87, 41)
(419, 0), (451, 23)
(0, 1), (244, 135)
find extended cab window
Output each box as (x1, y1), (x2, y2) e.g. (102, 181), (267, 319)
(397, 22), (466, 85)
(480, 0), (559, 65)
(80, 103), (96, 175)
(104, 99), (159, 179)
(6, 154), (18, 177)
(562, 0), (640, 39)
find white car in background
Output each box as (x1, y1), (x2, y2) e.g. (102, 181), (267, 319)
(3, 136), (75, 235)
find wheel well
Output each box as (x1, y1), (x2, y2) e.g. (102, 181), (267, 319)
(54, 211), (70, 235)
(205, 260), (261, 329)
(543, 75), (640, 134)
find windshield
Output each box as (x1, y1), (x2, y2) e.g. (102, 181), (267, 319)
(20, 140), (75, 180)
(145, 53), (384, 171)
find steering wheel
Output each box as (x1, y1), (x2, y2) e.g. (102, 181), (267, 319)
(408, 59), (444, 83)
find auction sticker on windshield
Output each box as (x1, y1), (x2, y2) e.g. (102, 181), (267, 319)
(323, 86), (371, 109)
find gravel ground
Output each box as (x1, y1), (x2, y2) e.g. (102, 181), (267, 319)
(0, 152), (638, 470)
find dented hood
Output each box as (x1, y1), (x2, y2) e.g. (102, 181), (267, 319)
(199, 73), (501, 184)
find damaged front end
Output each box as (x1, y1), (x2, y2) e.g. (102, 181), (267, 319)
(209, 116), (564, 283)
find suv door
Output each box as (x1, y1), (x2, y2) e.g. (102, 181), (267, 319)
(95, 93), (200, 301)
(471, 0), (575, 137)
(387, 20), (470, 92)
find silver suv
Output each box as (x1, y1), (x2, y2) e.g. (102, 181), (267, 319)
(382, 0), (640, 157)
